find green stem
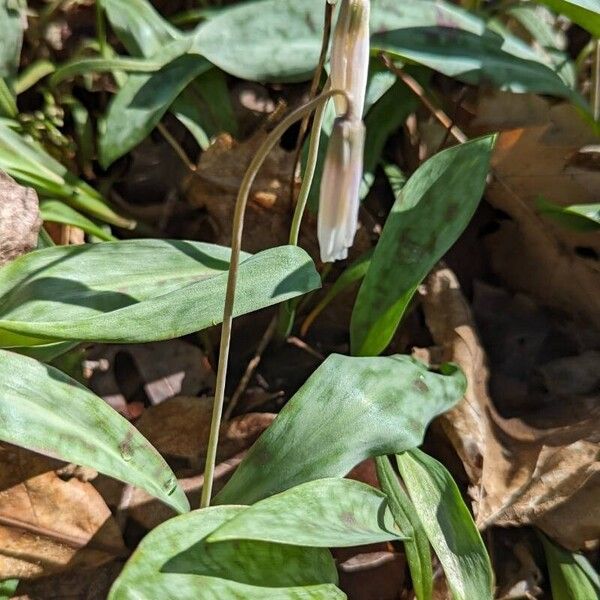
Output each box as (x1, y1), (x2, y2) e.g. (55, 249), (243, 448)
(289, 84), (330, 247)
(200, 88), (350, 509)
(96, 0), (108, 58)
(276, 86), (331, 340)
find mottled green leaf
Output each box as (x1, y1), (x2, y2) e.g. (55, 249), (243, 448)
(536, 198), (600, 231)
(40, 200), (116, 241)
(376, 456), (432, 600)
(539, 533), (600, 600)
(192, 0), (568, 100)
(0, 0), (24, 78)
(373, 27), (581, 106)
(533, 0), (600, 37)
(0, 240), (319, 347)
(215, 354), (465, 505)
(209, 479), (406, 547)
(351, 136), (494, 357)
(109, 505), (343, 600)
(396, 450), (493, 600)
(0, 349), (188, 513)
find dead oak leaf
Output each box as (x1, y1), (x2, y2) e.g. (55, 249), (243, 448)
(0, 445), (125, 580)
(419, 267), (600, 550)
(482, 103), (600, 329)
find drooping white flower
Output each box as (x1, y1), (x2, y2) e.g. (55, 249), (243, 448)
(330, 0), (370, 119)
(318, 116), (365, 262)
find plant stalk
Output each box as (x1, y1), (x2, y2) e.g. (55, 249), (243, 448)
(200, 88), (350, 508)
(276, 85), (332, 340)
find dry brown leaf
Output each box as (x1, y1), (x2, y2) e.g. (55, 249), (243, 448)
(185, 131), (370, 260)
(135, 395), (275, 466)
(186, 131), (319, 255)
(482, 103), (600, 329)
(0, 171), (41, 266)
(419, 267), (600, 550)
(0, 445), (125, 580)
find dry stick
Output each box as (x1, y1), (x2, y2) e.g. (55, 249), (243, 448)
(200, 88), (351, 508)
(381, 54), (468, 144)
(288, 1), (334, 203)
(157, 122), (197, 172)
(593, 39), (600, 122)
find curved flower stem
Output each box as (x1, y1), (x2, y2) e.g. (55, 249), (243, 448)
(200, 88), (351, 508)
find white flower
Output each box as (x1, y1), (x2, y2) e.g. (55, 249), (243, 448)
(330, 0), (370, 119)
(318, 116), (365, 262)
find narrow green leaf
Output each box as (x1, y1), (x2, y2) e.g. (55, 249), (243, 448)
(533, 0), (600, 38)
(0, 349), (188, 513)
(539, 533), (600, 600)
(109, 505), (343, 600)
(0, 240), (320, 347)
(383, 162), (408, 200)
(40, 200), (116, 241)
(536, 198), (600, 231)
(396, 450), (493, 600)
(376, 456), (433, 600)
(50, 55), (164, 86)
(98, 42), (208, 168)
(13, 341), (79, 363)
(14, 59), (56, 94)
(0, 120), (134, 228)
(171, 68), (238, 151)
(0, 78), (16, 118)
(215, 354), (466, 505)
(302, 249), (373, 335)
(209, 479), (407, 547)
(351, 136), (494, 357)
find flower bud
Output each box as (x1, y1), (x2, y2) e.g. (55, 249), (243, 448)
(318, 116), (365, 262)
(330, 0), (370, 118)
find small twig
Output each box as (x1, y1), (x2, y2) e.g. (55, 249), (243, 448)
(593, 39), (600, 122)
(223, 315), (278, 421)
(289, 1), (334, 203)
(286, 336), (325, 361)
(157, 122), (197, 172)
(200, 88), (351, 509)
(381, 54), (468, 144)
(436, 87), (469, 152)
